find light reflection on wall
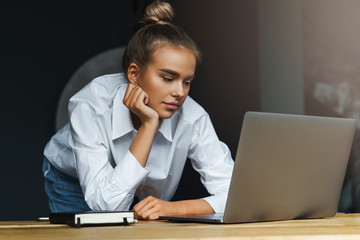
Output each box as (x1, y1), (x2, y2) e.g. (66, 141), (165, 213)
(302, 0), (360, 212)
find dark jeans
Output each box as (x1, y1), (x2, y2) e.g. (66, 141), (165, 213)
(42, 157), (91, 212)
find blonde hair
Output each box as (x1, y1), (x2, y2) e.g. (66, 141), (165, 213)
(122, 1), (201, 77)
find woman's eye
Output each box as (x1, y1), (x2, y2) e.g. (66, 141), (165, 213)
(184, 81), (191, 86)
(162, 77), (173, 82)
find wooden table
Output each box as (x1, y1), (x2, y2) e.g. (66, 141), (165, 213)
(1, 214), (360, 239)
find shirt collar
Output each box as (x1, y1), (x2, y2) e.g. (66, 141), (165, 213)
(158, 117), (173, 142)
(112, 84), (135, 140)
(112, 83), (173, 142)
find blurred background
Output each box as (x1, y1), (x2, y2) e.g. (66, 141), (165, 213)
(1, 0), (360, 220)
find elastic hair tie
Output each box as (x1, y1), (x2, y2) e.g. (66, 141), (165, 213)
(158, 17), (170, 22)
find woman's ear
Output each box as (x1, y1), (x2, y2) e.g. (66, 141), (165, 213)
(127, 63), (140, 85)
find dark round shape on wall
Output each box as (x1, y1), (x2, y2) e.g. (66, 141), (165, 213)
(56, 47), (126, 130)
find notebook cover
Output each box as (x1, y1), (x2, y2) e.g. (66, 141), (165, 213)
(49, 211), (135, 227)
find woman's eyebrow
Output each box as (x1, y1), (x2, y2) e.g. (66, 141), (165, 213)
(159, 68), (180, 77)
(159, 68), (195, 79)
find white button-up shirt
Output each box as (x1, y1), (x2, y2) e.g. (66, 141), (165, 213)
(44, 73), (234, 213)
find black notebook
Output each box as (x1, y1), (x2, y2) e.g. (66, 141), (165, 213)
(49, 211), (136, 227)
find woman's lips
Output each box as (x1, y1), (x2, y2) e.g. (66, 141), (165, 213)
(163, 102), (179, 110)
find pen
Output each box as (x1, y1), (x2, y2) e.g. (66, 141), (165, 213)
(36, 217), (49, 221)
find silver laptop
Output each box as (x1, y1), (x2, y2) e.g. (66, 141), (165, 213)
(159, 112), (356, 223)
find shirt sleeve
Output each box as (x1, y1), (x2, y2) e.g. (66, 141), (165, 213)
(187, 114), (234, 213)
(68, 100), (149, 211)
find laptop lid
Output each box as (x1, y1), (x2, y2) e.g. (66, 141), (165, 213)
(223, 112), (356, 223)
(159, 112), (356, 224)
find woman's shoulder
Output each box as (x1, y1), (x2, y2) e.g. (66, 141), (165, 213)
(90, 73), (127, 95)
(70, 73), (127, 102)
(180, 96), (208, 123)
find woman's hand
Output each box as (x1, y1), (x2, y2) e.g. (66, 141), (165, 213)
(124, 83), (159, 167)
(133, 196), (215, 221)
(123, 83), (159, 125)
(133, 196), (182, 220)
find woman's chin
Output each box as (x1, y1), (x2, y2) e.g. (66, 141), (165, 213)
(158, 110), (177, 119)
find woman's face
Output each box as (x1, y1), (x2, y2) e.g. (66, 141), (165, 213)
(137, 44), (196, 119)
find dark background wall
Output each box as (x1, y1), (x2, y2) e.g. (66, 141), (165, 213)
(169, 0), (260, 153)
(0, 0), (259, 220)
(170, 0), (260, 201)
(0, 1), (140, 220)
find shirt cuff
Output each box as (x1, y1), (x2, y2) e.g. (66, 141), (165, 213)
(112, 150), (149, 191)
(202, 192), (228, 213)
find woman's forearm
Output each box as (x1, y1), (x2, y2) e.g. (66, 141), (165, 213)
(129, 120), (158, 167)
(133, 196), (215, 220)
(173, 199), (215, 215)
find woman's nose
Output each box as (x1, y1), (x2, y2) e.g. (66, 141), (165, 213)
(172, 82), (185, 98)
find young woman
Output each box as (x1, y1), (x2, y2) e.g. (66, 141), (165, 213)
(43, 1), (234, 220)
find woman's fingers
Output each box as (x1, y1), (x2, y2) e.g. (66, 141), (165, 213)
(129, 87), (143, 107)
(123, 83), (136, 104)
(134, 196), (161, 220)
(141, 205), (161, 220)
(133, 196), (152, 215)
(123, 83), (159, 124)
(135, 90), (149, 108)
(133, 196), (177, 220)
(124, 85), (145, 111)
(143, 92), (149, 105)
(124, 86), (140, 107)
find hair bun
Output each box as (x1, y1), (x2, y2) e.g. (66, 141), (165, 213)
(144, 1), (174, 24)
